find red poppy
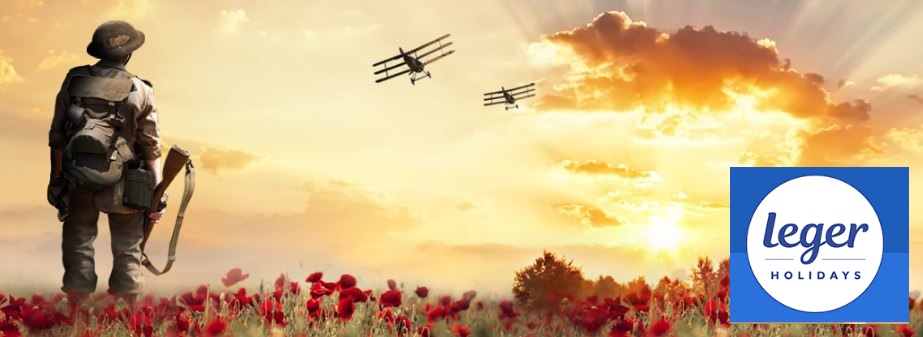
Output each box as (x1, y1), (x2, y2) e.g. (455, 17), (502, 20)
(310, 282), (333, 299)
(418, 325), (433, 337)
(451, 323), (472, 337)
(462, 290), (477, 300)
(274, 274), (287, 291)
(387, 279), (398, 291)
(895, 324), (915, 337)
(426, 306), (447, 324)
(498, 300), (518, 319)
(339, 287), (368, 303)
(415, 286), (429, 298)
(338, 274), (357, 289)
(305, 272), (324, 283)
(259, 298), (285, 325)
(451, 298), (471, 312)
(380, 290), (402, 308)
(173, 310), (192, 333)
(704, 299), (729, 326)
(221, 268), (249, 288)
(439, 295), (453, 307)
(337, 298), (355, 321)
(204, 317), (227, 337)
(395, 315), (413, 336)
(647, 318), (671, 337)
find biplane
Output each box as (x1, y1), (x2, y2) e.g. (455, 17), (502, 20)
(373, 34), (455, 85)
(483, 83), (535, 110)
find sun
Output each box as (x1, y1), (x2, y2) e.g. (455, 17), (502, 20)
(643, 207), (687, 254)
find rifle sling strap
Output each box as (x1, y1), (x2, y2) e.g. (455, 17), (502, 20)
(141, 160), (196, 275)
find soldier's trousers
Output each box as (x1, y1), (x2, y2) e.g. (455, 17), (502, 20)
(61, 190), (145, 297)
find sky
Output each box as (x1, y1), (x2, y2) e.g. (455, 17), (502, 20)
(1, 0), (922, 297)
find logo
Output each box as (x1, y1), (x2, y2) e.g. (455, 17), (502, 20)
(730, 167), (908, 323)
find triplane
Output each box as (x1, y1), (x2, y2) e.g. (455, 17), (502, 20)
(373, 34), (455, 85)
(483, 83), (535, 110)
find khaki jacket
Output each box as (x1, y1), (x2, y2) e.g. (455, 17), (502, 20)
(49, 60), (162, 214)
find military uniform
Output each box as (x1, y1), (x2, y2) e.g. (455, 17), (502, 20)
(47, 21), (160, 300)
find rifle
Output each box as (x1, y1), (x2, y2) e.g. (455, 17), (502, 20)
(140, 145), (196, 275)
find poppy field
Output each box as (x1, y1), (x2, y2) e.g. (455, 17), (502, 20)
(1, 255), (920, 337)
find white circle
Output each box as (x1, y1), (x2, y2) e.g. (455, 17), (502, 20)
(746, 175), (882, 312)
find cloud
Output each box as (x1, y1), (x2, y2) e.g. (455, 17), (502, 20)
(197, 146), (264, 175)
(220, 9), (248, 34)
(909, 95), (923, 105)
(798, 124), (881, 166)
(559, 160), (657, 179)
(456, 201), (476, 211)
(37, 50), (80, 71)
(837, 79), (854, 89)
(105, 0), (152, 19)
(18, 0), (43, 9)
(873, 73), (922, 91)
(0, 51), (24, 87)
(534, 11), (881, 166)
(555, 203), (625, 227)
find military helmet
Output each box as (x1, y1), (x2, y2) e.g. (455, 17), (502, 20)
(86, 20), (145, 60)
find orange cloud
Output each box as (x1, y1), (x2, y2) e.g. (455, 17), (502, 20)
(537, 11), (882, 166)
(197, 146), (264, 175)
(798, 124), (881, 166)
(0, 51), (24, 86)
(560, 160), (655, 179)
(555, 203), (625, 227)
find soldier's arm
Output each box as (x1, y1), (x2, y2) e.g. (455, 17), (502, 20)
(136, 80), (163, 186)
(49, 77), (69, 181)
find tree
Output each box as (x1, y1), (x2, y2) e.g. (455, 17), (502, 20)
(691, 256), (717, 296)
(512, 250), (588, 309)
(717, 257), (730, 280)
(593, 275), (625, 299)
(653, 275), (690, 301)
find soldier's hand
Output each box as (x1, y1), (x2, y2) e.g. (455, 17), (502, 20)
(149, 210), (164, 223)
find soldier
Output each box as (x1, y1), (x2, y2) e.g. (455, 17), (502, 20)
(47, 20), (164, 305)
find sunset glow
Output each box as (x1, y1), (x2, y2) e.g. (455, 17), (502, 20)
(0, 0), (921, 296)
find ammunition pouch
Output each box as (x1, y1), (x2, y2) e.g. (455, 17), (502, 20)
(122, 165), (155, 210)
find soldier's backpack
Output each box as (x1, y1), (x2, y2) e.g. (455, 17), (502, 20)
(61, 66), (136, 191)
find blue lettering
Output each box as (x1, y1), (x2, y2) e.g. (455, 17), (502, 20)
(771, 271), (779, 279)
(763, 212), (779, 247)
(826, 224), (847, 247)
(854, 271), (861, 280)
(817, 271), (825, 279)
(800, 223), (824, 264)
(761, 212), (869, 264)
(830, 272), (839, 280)
(784, 271), (793, 279)
(847, 224), (868, 247)
(778, 224), (799, 247)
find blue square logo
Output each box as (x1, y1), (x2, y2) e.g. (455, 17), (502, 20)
(730, 167), (909, 323)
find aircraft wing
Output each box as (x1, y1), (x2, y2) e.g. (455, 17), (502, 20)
(508, 83), (535, 93)
(406, 34), (451, 55)
(375, 68), (412, 83)
(512, 93), (535, 101)
(372, 53), (404, 68)
(422, 50), (455, 66)
(484, 100), (507, 107)
(512, 87), (535, 98)
(374, 61), (408, 75)
(483, 88), (505, 96)
(417, 42), (454, 60)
